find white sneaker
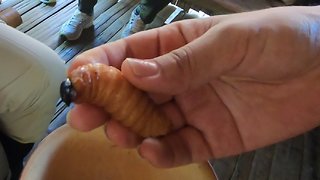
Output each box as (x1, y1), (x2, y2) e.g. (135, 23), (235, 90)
(121, 9), (146, 38)
(60, 9), (93, 41)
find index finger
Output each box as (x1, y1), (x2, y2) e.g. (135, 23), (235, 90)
(68, 18), (213, 74)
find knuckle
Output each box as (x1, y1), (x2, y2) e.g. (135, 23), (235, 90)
(168, 47), (195, 91)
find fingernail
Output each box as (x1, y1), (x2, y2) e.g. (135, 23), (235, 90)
(138, 138), (157, 159)
(137, 145), (144, 159)
(126, 58), (159, 77)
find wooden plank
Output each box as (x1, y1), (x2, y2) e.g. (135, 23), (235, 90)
(248, 145), (275, 180)
(52, 102), (67, 121)
(17, 0), (75, 32)
(211, 156), (238, 180)
(0, 0), (22, 12)
(307, 128), (320, 179)
(268, 136), (303, 180)
(300, 130), (316, 180)
(212, 131), (320, 180)
(12, 0), (40, 15)
(213, 146), (275, 180)
(230, 152), (255, 180)
(108, 20), (127, 43)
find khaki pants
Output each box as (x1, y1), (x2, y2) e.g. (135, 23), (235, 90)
(0, 23), (66, 178)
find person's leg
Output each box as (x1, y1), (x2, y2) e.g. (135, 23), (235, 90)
(60, 0), (97, 40)
(121, 0), (171, 38)
(0, 23), (66, 178)
(78, 0), (97, 16)
(138, 0), (172, 24)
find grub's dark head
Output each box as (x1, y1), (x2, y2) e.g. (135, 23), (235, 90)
(60, 78), (76, 106)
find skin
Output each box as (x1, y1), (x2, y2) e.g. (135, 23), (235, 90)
(67, 6), (320, 168)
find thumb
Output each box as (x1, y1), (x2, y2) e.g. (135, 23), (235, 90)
(121, 24), (247, 95)
(121, 46), (210, 95)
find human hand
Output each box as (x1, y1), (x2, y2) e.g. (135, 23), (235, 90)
(67, 6), (320, 168)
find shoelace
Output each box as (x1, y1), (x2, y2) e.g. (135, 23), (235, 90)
(128, 16), (136, 24)
(67, 13), (86, 28)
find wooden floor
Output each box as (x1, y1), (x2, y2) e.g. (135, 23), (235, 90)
(12, 0), (138, 61)
(3, 0), (320, 179)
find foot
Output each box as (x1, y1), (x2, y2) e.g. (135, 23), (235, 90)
(121, 8), (146, 38)
(60, 9), (93, 41)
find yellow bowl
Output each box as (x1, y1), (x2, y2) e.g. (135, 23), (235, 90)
(21, 125), (216, 180)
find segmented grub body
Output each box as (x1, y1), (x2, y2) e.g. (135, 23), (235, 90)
(68, 63), (171, 137)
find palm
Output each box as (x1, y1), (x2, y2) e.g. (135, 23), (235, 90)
(173, 70), (320, 159)
(170, 13), (320, 158)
